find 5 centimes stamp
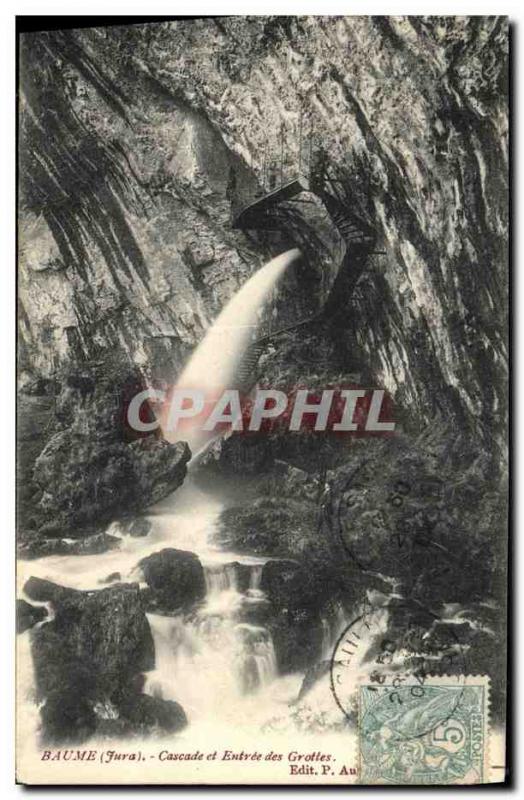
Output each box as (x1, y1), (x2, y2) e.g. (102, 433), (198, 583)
(358, 676), (489, 785)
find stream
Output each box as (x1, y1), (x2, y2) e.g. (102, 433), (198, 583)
(17, 472), (352, 747)
(16, 245), (370, 774)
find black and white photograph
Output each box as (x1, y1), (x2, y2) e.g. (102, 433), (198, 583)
(12, 11), (509, 787)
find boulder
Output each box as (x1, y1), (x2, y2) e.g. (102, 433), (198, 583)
(30, 582), (155, 743)
(99, 572), (122, 585)
(19, 532), (121, 559)
(23, 577), (79, 605)
(17, 361), (191, 555)
(259, 560), (335, 674)
(118, 693), (187, 735)
(267, 607), (324, 674)
(261, 559), (318, 610)
(217, 497), (307, 556)
(27, 423), (190, 543)
(40, 689), (97, 745)
(138, 548), (206, 612)
(16, 599), (48, 633)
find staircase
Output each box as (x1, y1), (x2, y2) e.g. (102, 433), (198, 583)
(229, 127), (376, 389)
(234, 341), (267, 390)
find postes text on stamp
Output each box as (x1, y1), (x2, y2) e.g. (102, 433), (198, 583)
(358, 676), (489, 785)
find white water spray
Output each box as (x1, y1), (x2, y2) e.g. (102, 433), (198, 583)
(145, 560), (278, 722)
(163, 248), (301, 451)
(16, 248), (363, 760)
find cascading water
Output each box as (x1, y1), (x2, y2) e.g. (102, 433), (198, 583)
(162, 248), (301, 453)
(19, 249), (316, 752)
(248, 564), (263, 593)
(16, 248), (363, 758)
(145, 560), (278, 723)
(139, 250), (298, 722)
(17, 476), (288, 737)
(321, 602), (347, 659)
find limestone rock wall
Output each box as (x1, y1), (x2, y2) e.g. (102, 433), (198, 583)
(18, 18), (508, 444)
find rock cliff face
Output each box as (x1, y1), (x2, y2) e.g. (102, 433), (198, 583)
(19, 19), (508, 445)
(79, 17), (506, 441)
(17, 362), (191, 554)
(18, 20), (508, 551)
(18, 25), (299, 387)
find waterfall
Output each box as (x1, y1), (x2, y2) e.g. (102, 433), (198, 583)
(321, 618), (331, 659)
(204, 563), (238, 595)
(145, 561), (277, 723)
(142, 251), (297, 715)
(163, 248), (301, 451)
(17, 631), (43, 744)
(248, 564), (263, 591)
(16, 599), (53, 756)
(16, 252), (320, 745)
(321, 601), (347, 659)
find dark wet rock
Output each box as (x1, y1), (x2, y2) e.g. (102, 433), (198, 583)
(268, 607), (324, 674)
(387, 597), (437, 632)
(218, 435), (273, 475)
(16, 393), (56, 543)
(40, 688), (97, 745)
(425, 620), (477, 650)
(16, 598), (48, 633)
(118, 693), (187, 735)
(31, 583), (155, 698)
(30, 430), (190, 542)
(17, 359), (191, 556)
(232, 561), (255, 593)
(217, 495), (318, 558)
(99, 572), (122, 585)
(261, 557), (352, 614)
(267, 460), (320, 502)
(138, 548), (206, 612)
(90, 691), (187, 739)
(326, 434), (503, 607)
(19, 531), (121, 559)
(261, 560), (310, 607)
(23, 577), (80, 605)
(68, 532), (122, 555)
(257, 560), (327, 672)
(30, 582), (155, 743)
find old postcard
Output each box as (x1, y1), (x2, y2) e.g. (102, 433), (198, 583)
(16, 16), (509, 785)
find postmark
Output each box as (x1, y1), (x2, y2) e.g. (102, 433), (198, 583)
(330, 601), (468, 723)
(329, 456), (450, 576)
(358, 676), (489, 785)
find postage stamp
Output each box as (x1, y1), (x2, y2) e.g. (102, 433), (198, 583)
(358, 676), (489, 785)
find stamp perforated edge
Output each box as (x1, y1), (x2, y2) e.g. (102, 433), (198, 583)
(357, 674), (491, 786)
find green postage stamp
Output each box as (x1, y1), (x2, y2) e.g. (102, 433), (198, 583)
(358, 676), (489, 785)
